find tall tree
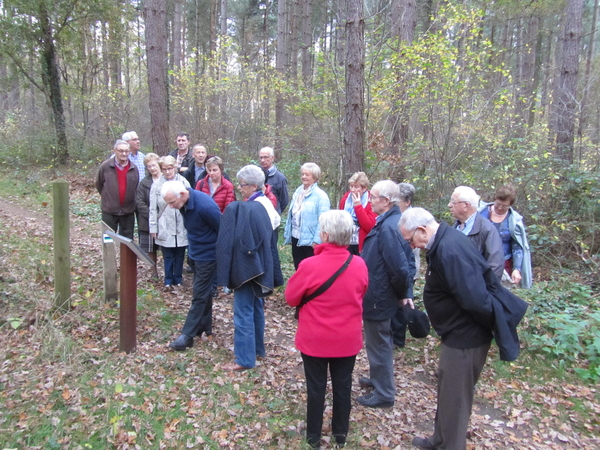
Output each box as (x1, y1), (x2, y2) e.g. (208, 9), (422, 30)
(552, 0), (583, 164)
(144, 0), (170, 155)
(343, 0), (365, 174)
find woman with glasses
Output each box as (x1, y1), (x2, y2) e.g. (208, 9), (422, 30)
(149, 155), (191, 288)
(479, 185), (532, 288)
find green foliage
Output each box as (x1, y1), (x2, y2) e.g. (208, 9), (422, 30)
(520, 280), (600, 381)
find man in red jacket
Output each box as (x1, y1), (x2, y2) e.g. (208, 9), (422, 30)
(96, 140), (139, 239)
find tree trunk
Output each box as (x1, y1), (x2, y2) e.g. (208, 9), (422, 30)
(275, 0), (288, 153)
(144, 0), (170, 155)
(39, 2), (68, 165)
(343, 0), (365, 175)
(577, 0), (598, 139)
(552, 0), (583, 164)
(301, 0), (313, 84)
(387, 0), (416, 156)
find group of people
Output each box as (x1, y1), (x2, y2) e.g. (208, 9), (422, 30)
(96, 135), (531, 450)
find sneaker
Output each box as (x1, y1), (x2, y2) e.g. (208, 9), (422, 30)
(356, 392), (394, 408)
(411, 436), (437, 449)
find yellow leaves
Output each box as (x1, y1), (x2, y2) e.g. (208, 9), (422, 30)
(61, 387), (70, 400)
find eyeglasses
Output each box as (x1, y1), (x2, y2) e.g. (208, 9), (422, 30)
(407, 227), (420, 245)
(494, 202), (510, 210)
(163, 166), (175, 171)
(369, 195), (388, 202)
(238, 183), (250, 187)
(449, 200), (468, 206)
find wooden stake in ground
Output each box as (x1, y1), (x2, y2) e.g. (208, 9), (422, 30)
(52, 179), (71, 312)
(101, 221), (118, 304)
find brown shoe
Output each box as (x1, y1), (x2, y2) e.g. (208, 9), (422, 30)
(222, 362), (249, 371)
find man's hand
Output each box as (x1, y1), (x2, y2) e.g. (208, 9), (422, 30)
(151, 233), (157, 239)
(511, 269), (522, 285)
(401, 298), (414, 309)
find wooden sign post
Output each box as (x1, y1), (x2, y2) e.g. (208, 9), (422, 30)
(52, 179), (71, 312)
(104, 231), (155, 354)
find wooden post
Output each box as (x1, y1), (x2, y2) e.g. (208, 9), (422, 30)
(101, 222), (119, 303)
(52, 179), (71, 311)
(119, 243), (137, 353)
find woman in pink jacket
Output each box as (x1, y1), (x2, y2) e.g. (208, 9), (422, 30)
(285, 210), (369, 449)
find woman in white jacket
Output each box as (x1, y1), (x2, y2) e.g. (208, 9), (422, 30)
(149, 156), (191, 287)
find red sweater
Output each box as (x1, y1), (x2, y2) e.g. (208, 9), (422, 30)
(338, 191), (377, 252)
(285, 244), (368, 357)
(195, 175), (236, 213)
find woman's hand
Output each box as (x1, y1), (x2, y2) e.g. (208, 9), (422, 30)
(151, 233), (157, 239)
(352, 191), (361, 206)
(511, 269), (522, 285)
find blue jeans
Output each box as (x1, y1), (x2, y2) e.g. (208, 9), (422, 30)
(181, 260), (216, 337)
(161, 246), (187, 285)
(233, 282), (266, 368)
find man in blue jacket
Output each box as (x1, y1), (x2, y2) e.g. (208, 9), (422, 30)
(399, 207), (495, 450)
(357, 180), (413, 408)
(161, 180), (221, 351)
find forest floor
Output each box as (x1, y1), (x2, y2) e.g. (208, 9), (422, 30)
(0, 173), (598, 449)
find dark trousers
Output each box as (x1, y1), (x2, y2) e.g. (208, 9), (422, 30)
(291, 237), (314, 270)
(430, 342), (491, 450)
(161, 246), (186, 285)
(181, 260), (216, 338)
(301, 353), (356, 448)
(390, 306), (407, 347)
(102, 212), (135, 240)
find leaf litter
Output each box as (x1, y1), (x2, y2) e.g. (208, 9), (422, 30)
(0, 174), (598, 449)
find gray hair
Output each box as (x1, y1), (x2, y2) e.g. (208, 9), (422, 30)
(399, 207), (436, 232)
(161, 180), (187, 199)
(398, 182), (415, 204)
(237, 165), (265, 188)
(260, 146), (274, 157)
(319, 210), (354, 246)
(301, 162), (321, 182)
(122, 131), (137, 141)
(158, 155), (177, 168)
(453, 186), (480, 207)
(113, 139), (130, 150)
(372, 180), (400, 204)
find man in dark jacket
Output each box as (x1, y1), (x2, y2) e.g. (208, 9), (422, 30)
(161, 180), (221, 351)
(169, 133), (194, 173)
(96, 140), (139, 239)
(258, 146), (289, 214)
(399, 207), (495, 450)
(357, 180), (413, 408)
(449, 186), (504, 281)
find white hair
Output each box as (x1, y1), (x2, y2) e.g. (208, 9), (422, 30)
(259, 146), (274, 157)
(399, 207), (436, 232)
(453, 186), (480, 207)
(319, 210), (354, 246)
(122, 131), (138, 141)
(161, 180), (187, 199)
(372, 180), (400, 204)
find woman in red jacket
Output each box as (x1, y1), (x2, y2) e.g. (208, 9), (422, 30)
(195, 156), (236, 212)
(286, 210), (369, 450)
(338, 171), (376, 254)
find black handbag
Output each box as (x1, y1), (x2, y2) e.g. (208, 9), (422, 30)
(294, 254), (353, 319)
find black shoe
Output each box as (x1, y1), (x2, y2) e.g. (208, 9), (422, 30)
(211, 287), (219, 298)
(356, 392), (394, 408)
(169, 334), (193, 351)
(359, 376), (374, 388)
(186, 266), (194, 273)
(411, 436), (436, 449)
